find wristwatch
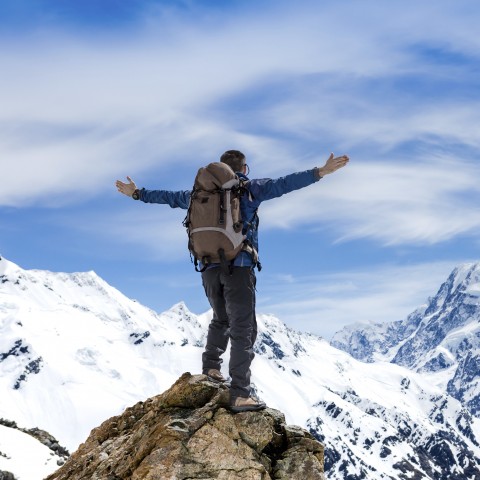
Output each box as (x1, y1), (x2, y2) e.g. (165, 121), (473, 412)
(132, 189), (141, 200)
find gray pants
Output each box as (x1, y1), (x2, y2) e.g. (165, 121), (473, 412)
(201, 266), (257, 398)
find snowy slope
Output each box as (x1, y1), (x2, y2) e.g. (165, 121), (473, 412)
(0, 257), (209, 450)
(331, 263), (480, 418)
(1, 257), (480, 480)
(0, 421), (65, 480)
(254, 315), (480, 479)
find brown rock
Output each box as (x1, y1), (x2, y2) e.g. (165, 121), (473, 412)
(45, 372), (324, 480)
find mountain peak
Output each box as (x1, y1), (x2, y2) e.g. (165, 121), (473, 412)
(447, 262), (480, 296)
(168, 300), (192, 316)
(45, 373), (325, 480)
(331, 261), (480, 418)
(0, 256), (23, 276)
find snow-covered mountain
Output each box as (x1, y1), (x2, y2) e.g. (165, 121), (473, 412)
(331, 263), (480, 419)
(1, 257), (480, 480)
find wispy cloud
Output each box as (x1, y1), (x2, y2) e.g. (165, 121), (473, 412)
(257, 260), (461, 339)
(2, 0), (480, 258)
(261, 155), (480, 245)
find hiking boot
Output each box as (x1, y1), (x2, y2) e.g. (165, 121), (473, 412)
(205, 369), (228, 383)
(229, 395), (267, 413)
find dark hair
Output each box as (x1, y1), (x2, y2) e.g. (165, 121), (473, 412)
(220, 150), (246, 173)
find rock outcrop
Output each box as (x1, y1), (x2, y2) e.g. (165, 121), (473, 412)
(0, 472), (16, 480)
(45, 372), (324, 480)
(0, 418), (70, 463)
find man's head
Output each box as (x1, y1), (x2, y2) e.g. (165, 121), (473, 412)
(220, 150), (247, 174)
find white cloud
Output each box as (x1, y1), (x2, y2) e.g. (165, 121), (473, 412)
(260, 155), (480, 245)
(262, 86), (480, 152)
(1, 0), (480, 218)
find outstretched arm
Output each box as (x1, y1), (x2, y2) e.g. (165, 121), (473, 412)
(248, 152), (350, 203)
(316, 153), (349, 179)
(115, 176), (190, 209)
(116, 176), (137, 197)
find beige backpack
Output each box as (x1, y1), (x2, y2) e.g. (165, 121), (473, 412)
(184, 162), (246, 272)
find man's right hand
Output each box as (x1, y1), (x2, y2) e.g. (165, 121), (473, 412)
(116, 176), (137, 197)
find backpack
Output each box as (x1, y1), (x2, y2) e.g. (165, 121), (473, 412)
(184, 162), (246, 272)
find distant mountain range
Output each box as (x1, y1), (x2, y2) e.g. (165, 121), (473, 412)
(331, 263), (480, 419)
(1, 256), (480, 479)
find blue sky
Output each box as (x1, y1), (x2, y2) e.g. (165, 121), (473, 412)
(1, 0), (480, 338)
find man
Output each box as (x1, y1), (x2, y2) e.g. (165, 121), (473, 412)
(116, 150), (349, 412)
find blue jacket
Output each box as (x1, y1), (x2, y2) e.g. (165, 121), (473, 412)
(139, 168), (320, 267)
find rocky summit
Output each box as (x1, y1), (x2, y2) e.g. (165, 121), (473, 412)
(45, 372), (324, 480)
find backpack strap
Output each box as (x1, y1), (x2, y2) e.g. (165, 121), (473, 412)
(240, 204), (262, 271)
(218, 190), (226, 225)
(242, 241), (262, 272)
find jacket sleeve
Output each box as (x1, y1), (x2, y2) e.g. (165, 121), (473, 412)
(247, 169), (320, 203)
(139, 189), (191, 209)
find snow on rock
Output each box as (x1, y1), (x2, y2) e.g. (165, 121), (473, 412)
(0, 421), (65, 480)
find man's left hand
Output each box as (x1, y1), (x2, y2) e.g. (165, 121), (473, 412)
(317, 153), (349, 177)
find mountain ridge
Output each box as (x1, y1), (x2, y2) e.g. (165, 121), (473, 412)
(1, 257), (480, 479)
(331, 262), (480, 418)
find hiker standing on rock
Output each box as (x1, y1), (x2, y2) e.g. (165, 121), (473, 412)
(116, 150), (349, 412)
